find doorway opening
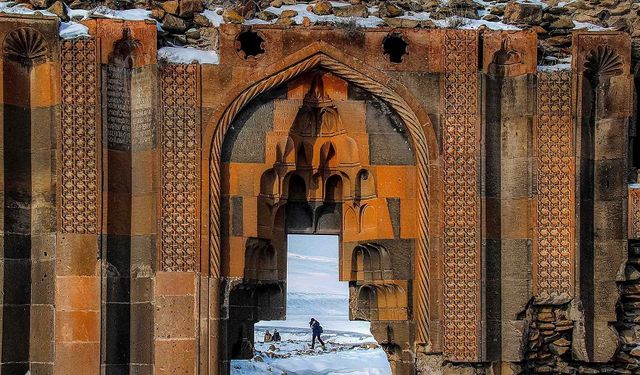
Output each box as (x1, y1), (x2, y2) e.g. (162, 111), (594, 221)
(231, 234), (392, 374)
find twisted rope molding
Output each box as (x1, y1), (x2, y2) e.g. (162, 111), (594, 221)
(208, 52), (432, 344)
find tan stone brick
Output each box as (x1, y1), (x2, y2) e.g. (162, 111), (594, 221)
(155, 295), (196, 339)
(155, 339), (196, 375)
(54, 342), (100, 375)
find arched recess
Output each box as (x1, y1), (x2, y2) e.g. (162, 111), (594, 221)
(204, 44), (438, 354)
(2, 26), (52, 371)
(578, 42), (627, 361)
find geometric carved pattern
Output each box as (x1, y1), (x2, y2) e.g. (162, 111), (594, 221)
(209, 52), (432, 344)
(441, 30), (481, 362)
(534, 71), (574, 300)
(160, 64), (199, 272)
(60, 38), (99, 234)
(629, 187), (640, 240)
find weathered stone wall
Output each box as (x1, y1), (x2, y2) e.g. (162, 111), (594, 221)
(0, 13), (637, 375)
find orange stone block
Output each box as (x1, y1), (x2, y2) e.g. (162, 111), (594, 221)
(31, 62), (60, 107)
(375, 165), (416, 199)
(55, 311), (100, 343)
(482, 30), (537, 76)
(227, 236), (246, 278)
(243, 197), (258, 238)
(400, 198), (417, 239)
(56, 276), (100, 311)
(156, 272), (197, 296)
(84, 18), (157, 67)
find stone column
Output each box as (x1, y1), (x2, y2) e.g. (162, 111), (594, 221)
(0, 19), (61, 374)
(93, 19), (158, 374)
(157, 63), (200, 375)
(56, 35), (101, 375)
(574, 32), (633, 362)
(441, 29), (483, 362)
(482, 31), (537, 367)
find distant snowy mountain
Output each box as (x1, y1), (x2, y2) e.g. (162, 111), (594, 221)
(287, 292), (348, 318)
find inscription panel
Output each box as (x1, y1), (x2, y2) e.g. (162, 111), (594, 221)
(106, 64), (132, 150)
(160, 65), (199, 272)
(60, 38), (99, 234)
(441, 30), (481, 362)
(131, 69), (155, 148)
(534, 71), (574, 300)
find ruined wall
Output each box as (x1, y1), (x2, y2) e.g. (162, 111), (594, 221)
(0, 13), (637, 375)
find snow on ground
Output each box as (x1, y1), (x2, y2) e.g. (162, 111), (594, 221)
(90, 5), (152, 20)
(233, 326), (391, 375)
(537, 63), (571, 72)
(238, 235), (391, 374)
(203, 8), (224, 27)
(59, 21), (89, 39)
(0, 1), (55, 16)
(158, 46), (220, 64)
(573, 21), (609, 31)
(0, 0), (613, 65)
(247, 3), (385, 28)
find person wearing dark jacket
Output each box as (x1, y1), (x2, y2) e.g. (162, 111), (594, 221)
(272, 329), (281, 342)
(309, 318), (325, 349)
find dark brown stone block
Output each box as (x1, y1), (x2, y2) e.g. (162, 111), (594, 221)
(30, 304), (55, 363)
(31, 259), (54, 304)
(130, 302), (154, 364)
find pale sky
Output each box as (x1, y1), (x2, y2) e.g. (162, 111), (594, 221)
(287, 234), (348, 296)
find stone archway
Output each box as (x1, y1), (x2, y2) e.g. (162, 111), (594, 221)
(204, 44), (438, 374)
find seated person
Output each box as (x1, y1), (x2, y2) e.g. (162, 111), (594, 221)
(264, 330), (273, 342)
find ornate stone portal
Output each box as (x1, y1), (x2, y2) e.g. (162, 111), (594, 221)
(0, 13), (638, 375)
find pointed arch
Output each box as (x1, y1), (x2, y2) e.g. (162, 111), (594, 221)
(205, 44), (438, 345)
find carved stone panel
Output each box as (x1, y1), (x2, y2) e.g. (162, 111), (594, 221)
(534, 71), (574, 300)
(160, 64), (200, 271)
(60, 38), (100, 234)
(629, 187), (640, 239)
(106, 64), (132, 150)
(441, 30), (481, 362)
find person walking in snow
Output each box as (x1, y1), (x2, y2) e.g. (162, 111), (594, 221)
(309, 318), (325, 349)
(272, 329), (281, 342)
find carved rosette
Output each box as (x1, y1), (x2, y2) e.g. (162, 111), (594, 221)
(534, 71), (574, 300)
(4, 27), (48, 67)
(442, 30), (481, 361)
(60, 38), (99, 234)
(160, 64), (200, 272)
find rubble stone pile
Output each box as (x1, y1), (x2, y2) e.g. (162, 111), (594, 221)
(2, 0), (639, 64)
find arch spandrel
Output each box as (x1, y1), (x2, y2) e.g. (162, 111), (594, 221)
(203, 42), (441, 356)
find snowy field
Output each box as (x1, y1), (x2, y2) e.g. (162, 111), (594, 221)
(231, 326), (392, 375)
(231, 235), (392, 375)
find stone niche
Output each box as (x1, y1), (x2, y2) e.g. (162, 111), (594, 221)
(0, 13), (637, 375)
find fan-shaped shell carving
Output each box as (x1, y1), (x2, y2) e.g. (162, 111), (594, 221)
(584, 45), (623, 82)
(3, 28), (48, 66)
